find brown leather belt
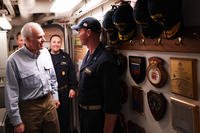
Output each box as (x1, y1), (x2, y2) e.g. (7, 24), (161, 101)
(79, 104), (102, 110)
(34, 93), (50, 101)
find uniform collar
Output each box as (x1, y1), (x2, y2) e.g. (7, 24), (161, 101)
(80, 43), (104, 71)
(49, 49), (63, 55)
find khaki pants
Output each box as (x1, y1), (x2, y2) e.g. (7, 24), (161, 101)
(19, 94), (60, 133)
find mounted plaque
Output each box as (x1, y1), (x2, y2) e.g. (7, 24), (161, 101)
(131, 86), (144, 114)
(127, 120), (145, 133)
(147, 90), (167, 121)
(129, 56), (146, 84)
(146, 57), (168, 88)
(170, 57), (198, 99)
(171, 97), (200, 133)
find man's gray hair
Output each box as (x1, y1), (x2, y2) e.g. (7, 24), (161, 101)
(21, 22), (42, 41)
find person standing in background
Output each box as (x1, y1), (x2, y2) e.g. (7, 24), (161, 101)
(16, 31), (25, 48)
(49, 34), (78, 133)
(9, 32), (25, 55)
(5, 22), (60, 133)
(71, 17), (121, 133)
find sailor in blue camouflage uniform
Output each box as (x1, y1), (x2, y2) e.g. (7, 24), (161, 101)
(71, 17), (121, 133)
(49, 34), (78, 133)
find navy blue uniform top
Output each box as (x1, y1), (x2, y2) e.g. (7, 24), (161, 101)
(79, 43), (121, 113)
(50, 49), (78, 90)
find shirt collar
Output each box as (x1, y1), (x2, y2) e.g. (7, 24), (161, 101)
(22, 45), (40, 59)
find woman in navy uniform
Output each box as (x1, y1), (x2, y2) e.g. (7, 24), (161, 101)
(71, 17), (121, 133)
(49, 34), (78, 133)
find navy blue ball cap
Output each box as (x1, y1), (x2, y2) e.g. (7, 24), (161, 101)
(71, 17), (101, 33)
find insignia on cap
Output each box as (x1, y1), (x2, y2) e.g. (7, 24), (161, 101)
(61, 71), (66, 76)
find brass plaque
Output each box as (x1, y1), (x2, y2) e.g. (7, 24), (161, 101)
(170, 57), (198, 99)
(171, 97), (199, 133)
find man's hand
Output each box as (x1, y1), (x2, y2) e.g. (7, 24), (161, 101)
(104, 113), (117, 133)
(69, 89), (76, 98)
(53, 100), (60, 108)
(14, 123), (25, 133)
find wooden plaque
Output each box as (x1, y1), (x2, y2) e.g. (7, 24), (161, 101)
(171, 97), (200, 133)
(147, 90), (167, 121)
(131, 86), (144, 114)
(147, 57), (168, 88)
(129, 56), (146, 84)
(170, 57), (198, 99)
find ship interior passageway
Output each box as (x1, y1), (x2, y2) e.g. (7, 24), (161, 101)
(1, 0), (200, 133)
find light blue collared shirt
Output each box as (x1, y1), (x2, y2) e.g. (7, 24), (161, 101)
(5, 46), (58, 126)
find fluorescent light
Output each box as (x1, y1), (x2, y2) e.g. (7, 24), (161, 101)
(0, 14), (12, 30)
(50, 0), (81, 13)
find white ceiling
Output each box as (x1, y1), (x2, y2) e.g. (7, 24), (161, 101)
(2, 0), (105, 26)
(2, 0), (137, 27)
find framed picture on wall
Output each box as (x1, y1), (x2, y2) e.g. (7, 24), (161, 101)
(171, 97), (199, 133)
